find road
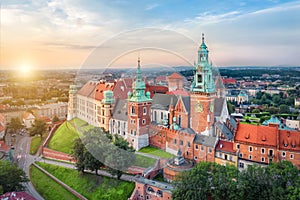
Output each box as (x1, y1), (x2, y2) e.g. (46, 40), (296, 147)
(13, 136), (44, 200)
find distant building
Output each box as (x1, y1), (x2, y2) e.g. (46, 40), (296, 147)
(295, 98), (300, 107)
(0, 191), (37, 200)
(23, 112), (35, 129)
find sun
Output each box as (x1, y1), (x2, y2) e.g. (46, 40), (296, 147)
(19, 63), (32, 74)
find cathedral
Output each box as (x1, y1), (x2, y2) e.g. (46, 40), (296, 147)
(67, 35), (229, 158)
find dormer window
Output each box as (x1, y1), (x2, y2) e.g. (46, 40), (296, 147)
(283, 140), (288, 147)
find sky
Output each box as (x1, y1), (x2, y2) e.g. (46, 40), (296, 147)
(1, 0), (300, 70)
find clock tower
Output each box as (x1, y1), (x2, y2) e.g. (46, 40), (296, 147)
(190, 34), (216, 135)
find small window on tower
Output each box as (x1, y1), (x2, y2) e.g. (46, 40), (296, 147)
(197, 74), (202, 83)
(143, 107), (147, 115)
(131, 106), (135, 114)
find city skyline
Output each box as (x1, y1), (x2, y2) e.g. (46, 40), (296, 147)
(1, 0), (300, 70)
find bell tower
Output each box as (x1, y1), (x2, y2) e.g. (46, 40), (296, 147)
(127, 58), (152, 150)
(190, 34), (216, 135)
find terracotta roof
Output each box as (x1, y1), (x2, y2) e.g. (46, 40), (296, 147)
(77, 81), (99, 97)
(222, 78), (236, 84)
(216, 140), (235, 154)
(0, 192), (37, 200)
(94, 82), (115, 101)
(0, 141), (10, 151)
(279, 130), (300, 151)
(147, 85), (168, 98)
(168, 72), (183, 80)
(235, 124), (277, 147)
(113, 78), (133, 100)
(0, 124), (4, 132)
(166, 90), (189, 96)
(38, 116), (52, 123)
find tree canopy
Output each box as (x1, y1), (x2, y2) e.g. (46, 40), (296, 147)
(0, 161), (29, 194)
(28, 119), (47, 137)
(173, 161), (300, 200)
(72, 127), (135, 179)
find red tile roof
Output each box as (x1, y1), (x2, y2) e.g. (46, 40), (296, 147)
(0, 124), (4, 132)
(235, 124), (277, 147)
(279, 130), (300, 152)
(0, 141), (10, 151)
(222, 78), (236, 84)
(94, 82), (115, 101)
(77, 81), (98, 97)
(216, 140), (235, 153)
(147, 85), (168, 98)
(168, 72), (183, 80)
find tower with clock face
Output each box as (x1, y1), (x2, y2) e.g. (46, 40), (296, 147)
(190, 34), (216, 135)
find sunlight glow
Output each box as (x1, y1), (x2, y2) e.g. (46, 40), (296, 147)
(19, 63), (32, 74)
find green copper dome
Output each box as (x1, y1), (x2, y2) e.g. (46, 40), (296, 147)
(129, 58), (151, 103)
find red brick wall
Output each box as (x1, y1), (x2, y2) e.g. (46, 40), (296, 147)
(193, 144), (215, 163)
(190, 93), (215, 133)
(234, 142), (277, 164)
(42, 147), (75, 162)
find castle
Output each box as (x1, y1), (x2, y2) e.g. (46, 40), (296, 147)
(67, 35), (300, 173)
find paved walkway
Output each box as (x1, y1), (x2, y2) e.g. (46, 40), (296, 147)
(135, 151), (161, 159)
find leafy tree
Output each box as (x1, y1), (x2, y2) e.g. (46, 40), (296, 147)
(227, 101), (235, 114)
(279, 104), (290, 114)
(173, 162), (239, 200)
(6, 117), (23, 133)
(252, 108), (260, 113)
(28, 119), (47, 137)
(52, 116), (60, 123)
(0, 161), (29, 193)
(72, 138), (86, 173)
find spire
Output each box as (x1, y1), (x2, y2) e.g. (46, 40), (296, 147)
(136, 57), (142, 82)
(202, 33), (205, 43)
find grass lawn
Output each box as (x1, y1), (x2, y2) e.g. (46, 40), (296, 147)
(48, 121), (80, 154)
(134, 154), (156, 168)
(30, 135), (43, 155)
(48, 118), (96, 154)
(36, 162), (135, 200)
(30, 165), (79, 200)
(138, 146), (174, 159)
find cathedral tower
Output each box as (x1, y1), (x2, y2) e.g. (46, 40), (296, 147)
(190, 34), (216, 135)
(127, 58), (152, 150)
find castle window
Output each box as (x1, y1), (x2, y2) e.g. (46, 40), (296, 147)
(261, 148), (265, 154)
(194, 156), (198, 160)
(249, 146), (253, 152)
(239, 153), (243, 158)
(208, 148), (212, 153)
(229, 156), (233, 161)
(197, 74), (202, 83)
(236, 144), (240, 149)
(142, 119), (146, 125)
(131, 106), (135, 114)
(143, 107), (147, 115)
(174, 139), (177, 144)
(180, 140), (183, 146)
(249, 155), (252, 160)
(200, 146), (204, 151)
(239, 162), (244, 168)
(161, 112), (163, 120)
(187, 142), (191, 148)
(290, 154), (294, 159)
(261, 157), (265, 162)
(195, 145), (199, 150)
(282, 152), (286, 157)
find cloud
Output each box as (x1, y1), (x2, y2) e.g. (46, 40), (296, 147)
(145, 3), (159, 11)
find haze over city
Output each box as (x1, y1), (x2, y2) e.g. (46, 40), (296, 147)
(1, 0), (300, 70)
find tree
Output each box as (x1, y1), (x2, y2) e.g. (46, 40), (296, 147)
(173, 162), (239, 200)
(252, 108), (260, 113)
(72, 127), (135, 179)
(279, 104), (290, 114)
(227, 101), (235, 114)
(6, 117), (23, 133)
(52, 116), (60, 123)
(0, 161), (29, 193)
(28, 119), (47, 137)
